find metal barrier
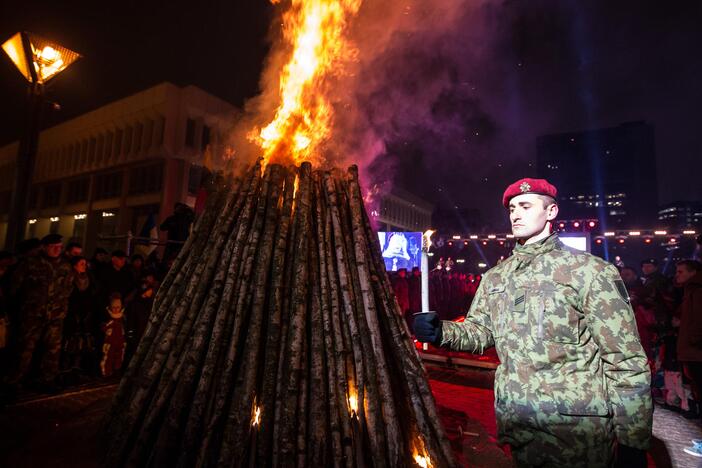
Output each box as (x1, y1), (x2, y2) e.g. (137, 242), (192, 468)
(96, 231), (185, 255)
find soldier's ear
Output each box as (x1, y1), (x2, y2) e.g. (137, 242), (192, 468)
(546, 203), (559, 221)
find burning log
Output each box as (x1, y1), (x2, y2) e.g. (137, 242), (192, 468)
(104, 162), (455, 468)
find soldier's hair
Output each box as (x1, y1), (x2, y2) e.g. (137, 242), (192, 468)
(537, 195), (557, 208)
(108, 292), (123, 303)
(70, 255), (86, 266)
(65, 241), (82, 251)
(677, 260), (702, 272)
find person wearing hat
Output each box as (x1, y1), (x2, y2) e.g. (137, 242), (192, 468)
(5, 234), (75, 394)
(415, 178), (652, 467)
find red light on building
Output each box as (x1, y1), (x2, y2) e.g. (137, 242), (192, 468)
(499, 241), (504, 246)
(447, 241), (453, 247)
(573, 221), (581, 228)
(644, 238), (652, 244)
(588, 221), (596, 228)
(618, 238), (625, 244)
(482, 241), (488, 246)
(558, 222), (566, 229)
(595, 238), (603, 244)
(463, 240), (469, 245)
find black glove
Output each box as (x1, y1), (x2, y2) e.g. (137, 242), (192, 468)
(413, 313), (442, 345)
(615, 444), (647, 468)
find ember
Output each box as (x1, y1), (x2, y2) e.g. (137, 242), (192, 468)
(104, 161), (455, 467)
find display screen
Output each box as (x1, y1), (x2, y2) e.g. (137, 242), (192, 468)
(560, 235), (589, 252)
(378, 231), (423, 271)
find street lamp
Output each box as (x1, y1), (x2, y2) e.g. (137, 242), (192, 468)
(1, 32), (81, 250)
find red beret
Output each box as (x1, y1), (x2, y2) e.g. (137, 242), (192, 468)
(502, 178), (557, 207)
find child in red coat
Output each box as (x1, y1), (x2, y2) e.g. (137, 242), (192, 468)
(101, 294), (126, 377)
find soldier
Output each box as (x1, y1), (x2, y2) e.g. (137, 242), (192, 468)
(415, 178), (652, 467)
(7, 234), (75, 393)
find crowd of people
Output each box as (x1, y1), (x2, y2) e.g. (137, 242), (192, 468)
(0, 234), (174, 399)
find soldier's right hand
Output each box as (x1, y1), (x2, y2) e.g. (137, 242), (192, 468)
(413, 313), (442, 345)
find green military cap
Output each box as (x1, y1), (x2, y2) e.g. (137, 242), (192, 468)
(40, 233), (63, 245)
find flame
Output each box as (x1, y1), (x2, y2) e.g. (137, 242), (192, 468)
(413, 454), (431, 468)
(422, 230), (435, 252)
(250, 0), (363, 166)
(251, 399), (262, 427)
(348, 390), (358, 416)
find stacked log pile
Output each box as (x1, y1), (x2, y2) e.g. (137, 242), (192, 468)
(104, 162), (455, 468)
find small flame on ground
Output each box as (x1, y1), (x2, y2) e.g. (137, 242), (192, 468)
(348, 391), (358, 416)
(413, 454), (431, 468)
(249, 0), (363, 167)
(251, 400), (262, 427)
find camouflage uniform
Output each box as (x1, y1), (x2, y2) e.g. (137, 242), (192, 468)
(9, 253), (75, 384)
(441, 234), (652, 467)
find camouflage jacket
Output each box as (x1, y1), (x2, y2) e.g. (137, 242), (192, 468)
(441, 233), (652, 449)
(11, 253), (75, 320)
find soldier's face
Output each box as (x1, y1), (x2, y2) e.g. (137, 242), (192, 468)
(641, 264), (657, 276)
(508, 194), (558, 240)
(43, 242), (63, 258)
(74, 259), (87, 274)
(675, 265), (696, 286)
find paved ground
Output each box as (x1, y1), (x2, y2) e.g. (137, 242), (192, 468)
(1, 367), (701, 467)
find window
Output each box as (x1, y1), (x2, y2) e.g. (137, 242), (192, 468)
(134, 122), (143, 154)
(94, 172), (123, 200)
(29, 186), (39, 209)
(41, 182), (62, 208)
(0, 191), (11, 214)
(96, 135), (105, 165)
(201, 125), (211, 150)
(73, 217), (86, 239)
(80, 140), (89, 168)
(129, 162), (163, 195)
(188, 165), (203, 194)
(185, 118), (196, 147)
(66, 178), (90, 204)
(105, 132), (114, 161)
(88, 138), (97, 166)
(144, 119), (154, 151)
(115, 129), (123, 156)
(124, 126), (134, 155)
(155, 116), (165, 146)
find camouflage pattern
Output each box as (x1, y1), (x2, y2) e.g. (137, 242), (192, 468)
(8, 253), (75, 383)
(441, 233), (652, 467)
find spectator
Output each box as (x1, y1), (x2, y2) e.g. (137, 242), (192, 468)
(90, 247), (111, 277)
(16, 238), (41, 258)
(96, 250), (135, 312)
(391, 268), (410, 316)
(408, 267), (421, 314)
(128, 254), (145, 283)
(101, 293), (126, 377)
(125, 271), (158, 364)
(676, 260), (702, 422)
(6, 234), (74, 393)
(622, 267), (656, 362)
(160, 202), (194, 262)
(63, 241), (83, 261)
(62, 256), (98, 378)
(0, 251), (14, 375)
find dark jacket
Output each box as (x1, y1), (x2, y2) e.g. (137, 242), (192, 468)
(677, 272), (702, 362)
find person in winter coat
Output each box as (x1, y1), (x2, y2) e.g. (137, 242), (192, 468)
(101, 293), (126, 377)
(676, 261), (702, 396)
(62, 256), (98, 376)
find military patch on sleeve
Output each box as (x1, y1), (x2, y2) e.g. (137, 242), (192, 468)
(613, 279), (630, 304)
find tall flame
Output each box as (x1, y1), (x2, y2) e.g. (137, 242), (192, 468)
(250, 0), (363, 166)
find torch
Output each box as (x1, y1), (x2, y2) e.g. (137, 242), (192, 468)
(417, 229), (435, 351)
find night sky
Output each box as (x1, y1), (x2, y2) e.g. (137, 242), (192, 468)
(1, 1), (700, 229)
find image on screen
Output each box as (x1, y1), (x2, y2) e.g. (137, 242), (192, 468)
(560, 235), (589, 252)
(377, 231), (423, 271)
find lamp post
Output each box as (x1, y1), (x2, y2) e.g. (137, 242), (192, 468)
(1, 31), (80, 250)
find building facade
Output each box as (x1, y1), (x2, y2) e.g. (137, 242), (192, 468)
(372, 187), (433, 233)
(0, 82), (238, 253)
(658, 201), (702, 230)
(536, 121), (658, 228)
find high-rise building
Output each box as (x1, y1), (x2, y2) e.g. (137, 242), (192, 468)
(372, 187), (433, 232)
(658, 201), (702, 229)
(0, 82), (238, 252)
(536, 121), (657, 228)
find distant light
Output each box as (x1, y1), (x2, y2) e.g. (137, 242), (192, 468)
(604, 232), (615, 237)
(683, 230), (697, 235)
(102, 211), (115, 217)
(618, 238), (625, 244)
(74, 213), (86, 220)
(654, 230), (667, 235)
(452, 235), (461, 240)
(628, 231), (641, 236)
(478, 262), (487, 268)
(456, 259), (465, 264)
(588, 221), (596, 228)
(28, 218), (37, 225)
(573, 221), (581, 228)
(50, 216), (59, 222)
(595, 238), (603, 244)
(644, 238), (652, 244)
(558, 222), (566, 229)
(482, 241), (488, 246)
(427, 252), (434, 257)
(506, 234), (514, 238)
(499, 241), (505, 246)
(463, 240), (469, 245)
(447, 241), (453, 246)
(487, 234), (496, 239)
(669, 238), (677, 244)
(469, 235), (478, 240)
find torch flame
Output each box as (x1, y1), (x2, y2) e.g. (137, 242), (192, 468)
(413, 454), (431, 468)
(251, 398), (262, 428)
(250, 0), (363, 167)
(422, 230), (435, 252)
(348, 390), (358, 416)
